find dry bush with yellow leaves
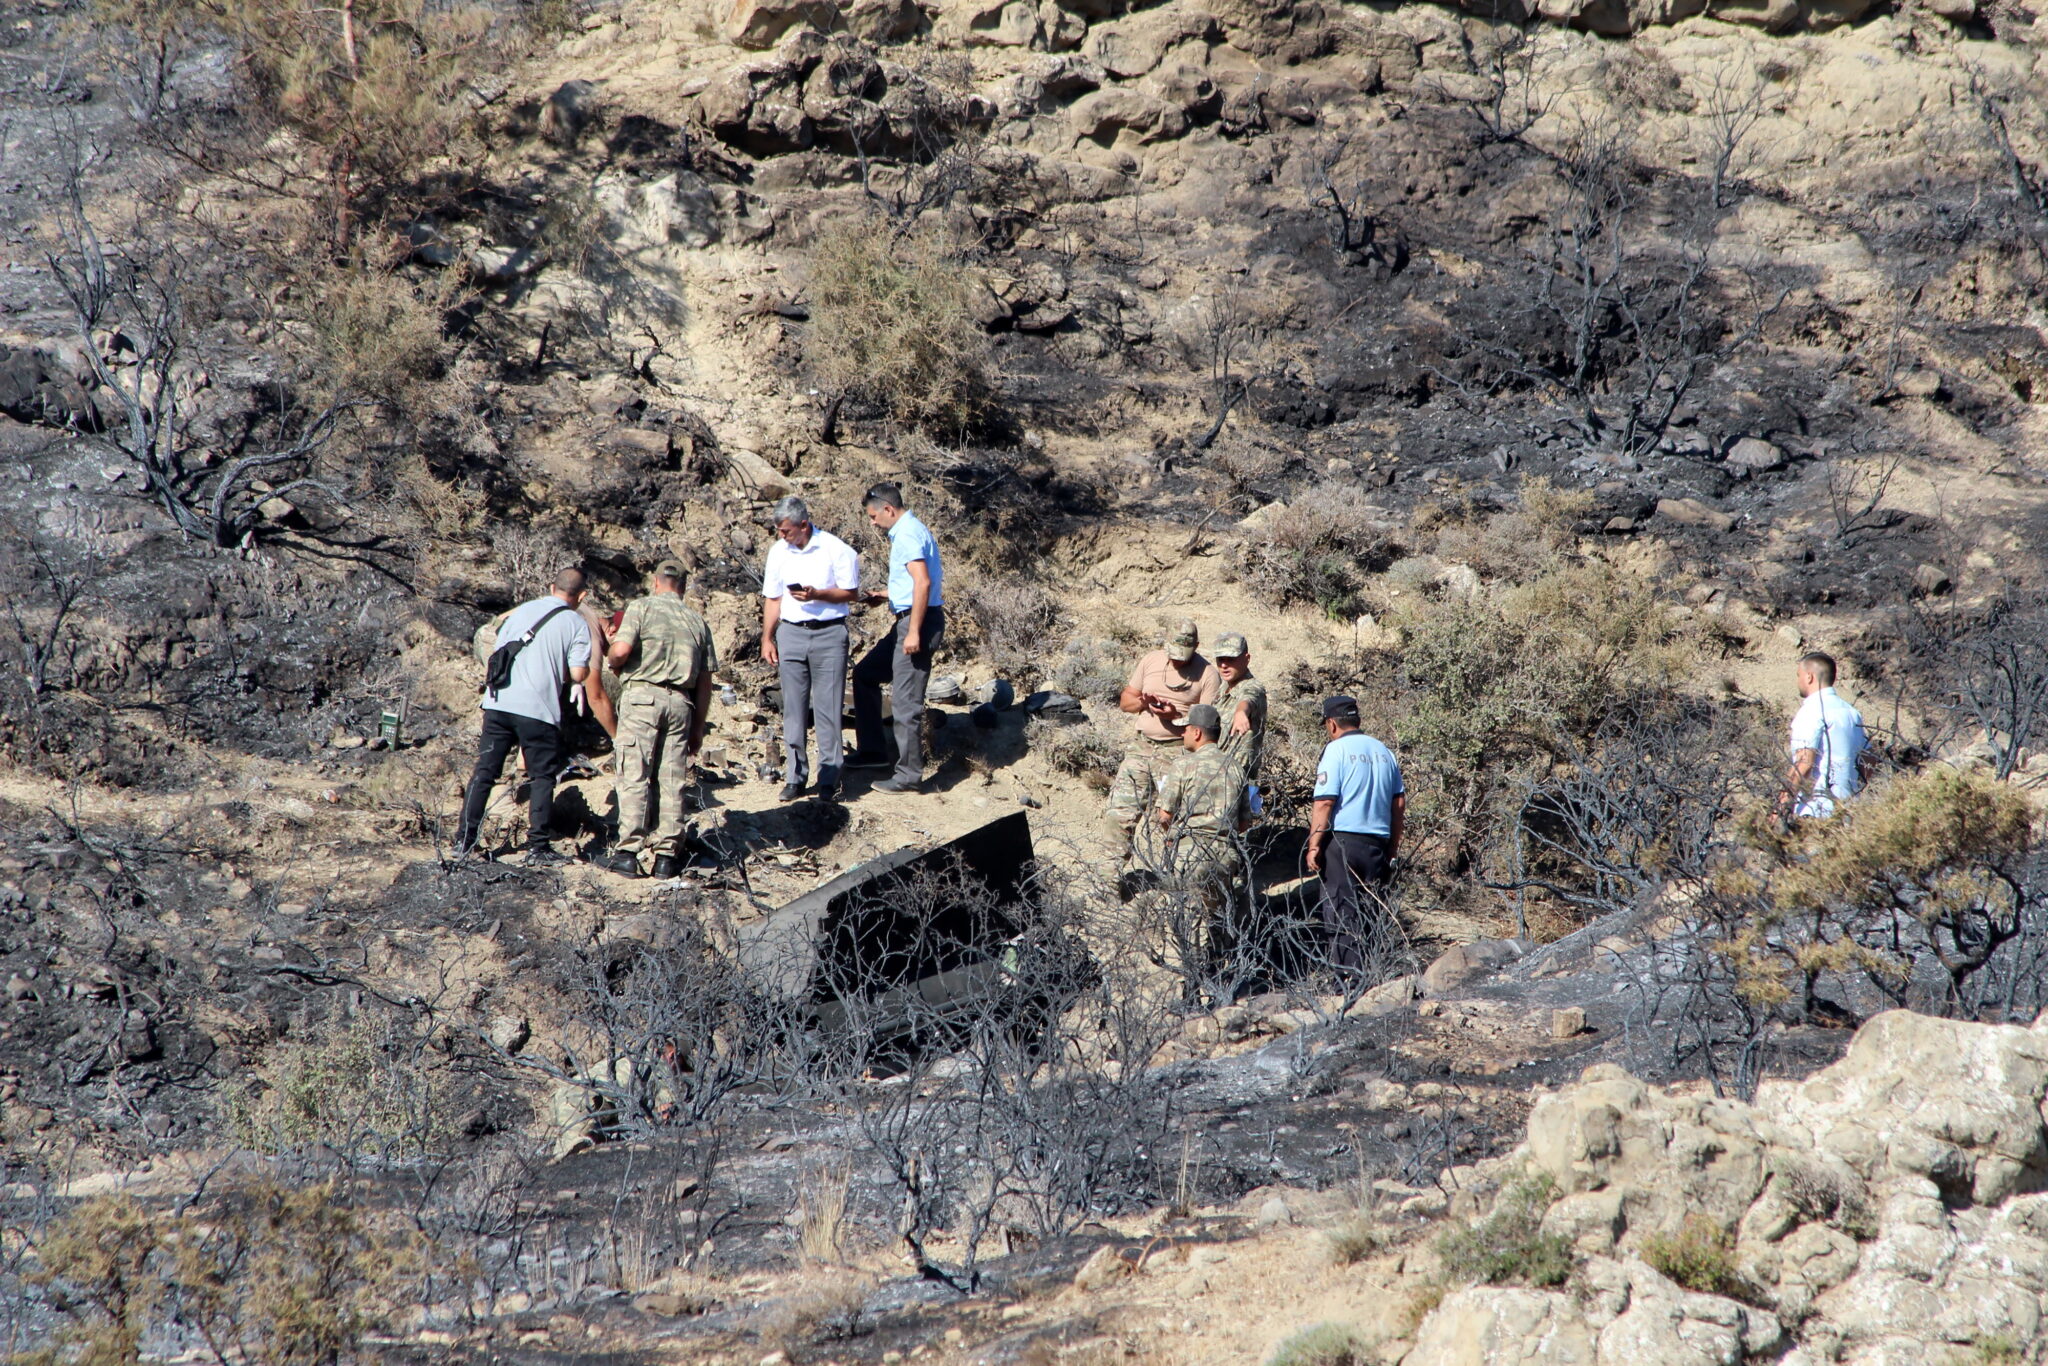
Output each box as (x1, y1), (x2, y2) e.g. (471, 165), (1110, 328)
(806, 221), (993, 437)
(21, 1183), (420, 1366)
(94, 0), (510, 250)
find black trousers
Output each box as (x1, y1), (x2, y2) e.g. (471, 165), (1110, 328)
(852, 605), (944, 785)
(457, 709), (566, 851)
(1320, 831), (1392, 975)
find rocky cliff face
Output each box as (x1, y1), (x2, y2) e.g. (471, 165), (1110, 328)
(1407, 1010), (2048, 1364)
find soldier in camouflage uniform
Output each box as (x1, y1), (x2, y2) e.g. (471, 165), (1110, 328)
(602, 560), (717, 879)
(1148, 705), (1254, 976)
(1213, 632), (1267, 781)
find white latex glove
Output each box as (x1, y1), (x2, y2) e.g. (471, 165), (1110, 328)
(570, 683), (587, 716)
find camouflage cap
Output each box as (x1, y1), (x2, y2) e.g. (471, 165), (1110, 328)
(1186, 703), (1222, 734)
(1214, 631), (1249, 659)
(653, 557), (688, 582)
(1165, 617), (1200, 662)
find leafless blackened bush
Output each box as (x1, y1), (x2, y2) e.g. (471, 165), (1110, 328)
(789, 860), (1184, 1286)
(1440, 107), (1790, 458)
(951, 575), (1067, 680)
(1452, 23), (1554, 148)
(1822, 450), (1904, 542)
(0, 515), (108, 699)
(1492, 696), (1777, 935)
(41, 179), (357, 549)
(1174, 277), (1281, 452)
(1909, 584), (2048, 781)
(1688, 62), (1777, 211)
(1298, 134), (1406, 271)
(507, 897), (796, 1139)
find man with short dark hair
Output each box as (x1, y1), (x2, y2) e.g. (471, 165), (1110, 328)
(849, 482), (945, 794)
(603, 559), (717, 879)
(761, 495), (860, 803)
(1308, 695), (1404, 977)
(1780, 651), (1869, 820)
(457, 568), (593, 865)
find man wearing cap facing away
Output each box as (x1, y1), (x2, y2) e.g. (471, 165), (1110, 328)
(1153, 702), (1255, 984)
(602, 559), (718, 879)
(1308, 695), (1405, 977)
(1109, 619), (1222, 851)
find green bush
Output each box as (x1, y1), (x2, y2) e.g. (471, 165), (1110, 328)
(1268, 1322), (1373, 1366)
(1437, 1175), (1572, 1288)
(1640, 1214), (1747, 1299)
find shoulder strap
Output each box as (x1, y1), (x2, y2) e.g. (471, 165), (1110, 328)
(520, 604), (573, 642)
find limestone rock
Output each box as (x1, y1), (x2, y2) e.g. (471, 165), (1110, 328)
(1068, 87), (1187, 145)
(1911, 563), (1952, 597)
(1655, 498), (1735, 535)
(726, 0), (841, 48)
(938, 0), (1039, 47)
(1763, 1010), (2048, 1207)
(844, 0), (923, 41)
(726, 449), (791, 501)
(1723, 437), (1786, 474)
(1238, 501), (1287, 533)
(1407, 1287), (1597, 1365)
(1421, 937), (1527, 995)
(1085, 7), (1219, 79)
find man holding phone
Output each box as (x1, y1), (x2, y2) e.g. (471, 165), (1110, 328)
(761, 495), (861, 803)
(1108, 619), (1221, 853)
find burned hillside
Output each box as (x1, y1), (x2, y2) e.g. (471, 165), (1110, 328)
(4, 0), (2048, 1359)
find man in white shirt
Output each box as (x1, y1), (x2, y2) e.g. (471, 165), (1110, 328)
(1780, 651), (1870, 820)
(761, 495), (860, 803)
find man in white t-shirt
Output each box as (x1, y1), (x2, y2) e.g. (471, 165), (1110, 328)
(1780, 651), (1870, 820)
(760, 495), (860, 803)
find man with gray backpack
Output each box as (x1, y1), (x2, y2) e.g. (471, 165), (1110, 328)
(456, 568), (593, 864)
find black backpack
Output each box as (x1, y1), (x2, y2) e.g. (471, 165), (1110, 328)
(483, 605), (572, 701)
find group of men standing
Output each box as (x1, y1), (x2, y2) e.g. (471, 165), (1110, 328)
(449, 483), (1868, 987)
(1111, 620), (1406, 980)
(454, 482), (946, 873)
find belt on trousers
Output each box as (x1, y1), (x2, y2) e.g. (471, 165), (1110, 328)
(625, 677), (697, 691)
(782, 617), (847, 630)
(894, 604), (945, 618)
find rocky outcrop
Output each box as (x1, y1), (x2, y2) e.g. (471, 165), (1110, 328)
(0, 341), (101, 431)
(695, 30), (994, 157)
(1407, 1011), (2048, 1365)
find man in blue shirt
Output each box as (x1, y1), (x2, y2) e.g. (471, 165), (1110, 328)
(850, 483), (945, 793)
(1308, 695), (1405, 977)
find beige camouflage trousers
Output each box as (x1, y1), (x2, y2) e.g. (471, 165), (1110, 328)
(613, 683), (695, 864)
(1108, 737), (1182, 841)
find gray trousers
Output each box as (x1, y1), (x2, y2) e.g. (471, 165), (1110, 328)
(853, 605), (944, 786)
(777, 618), (848, 789)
